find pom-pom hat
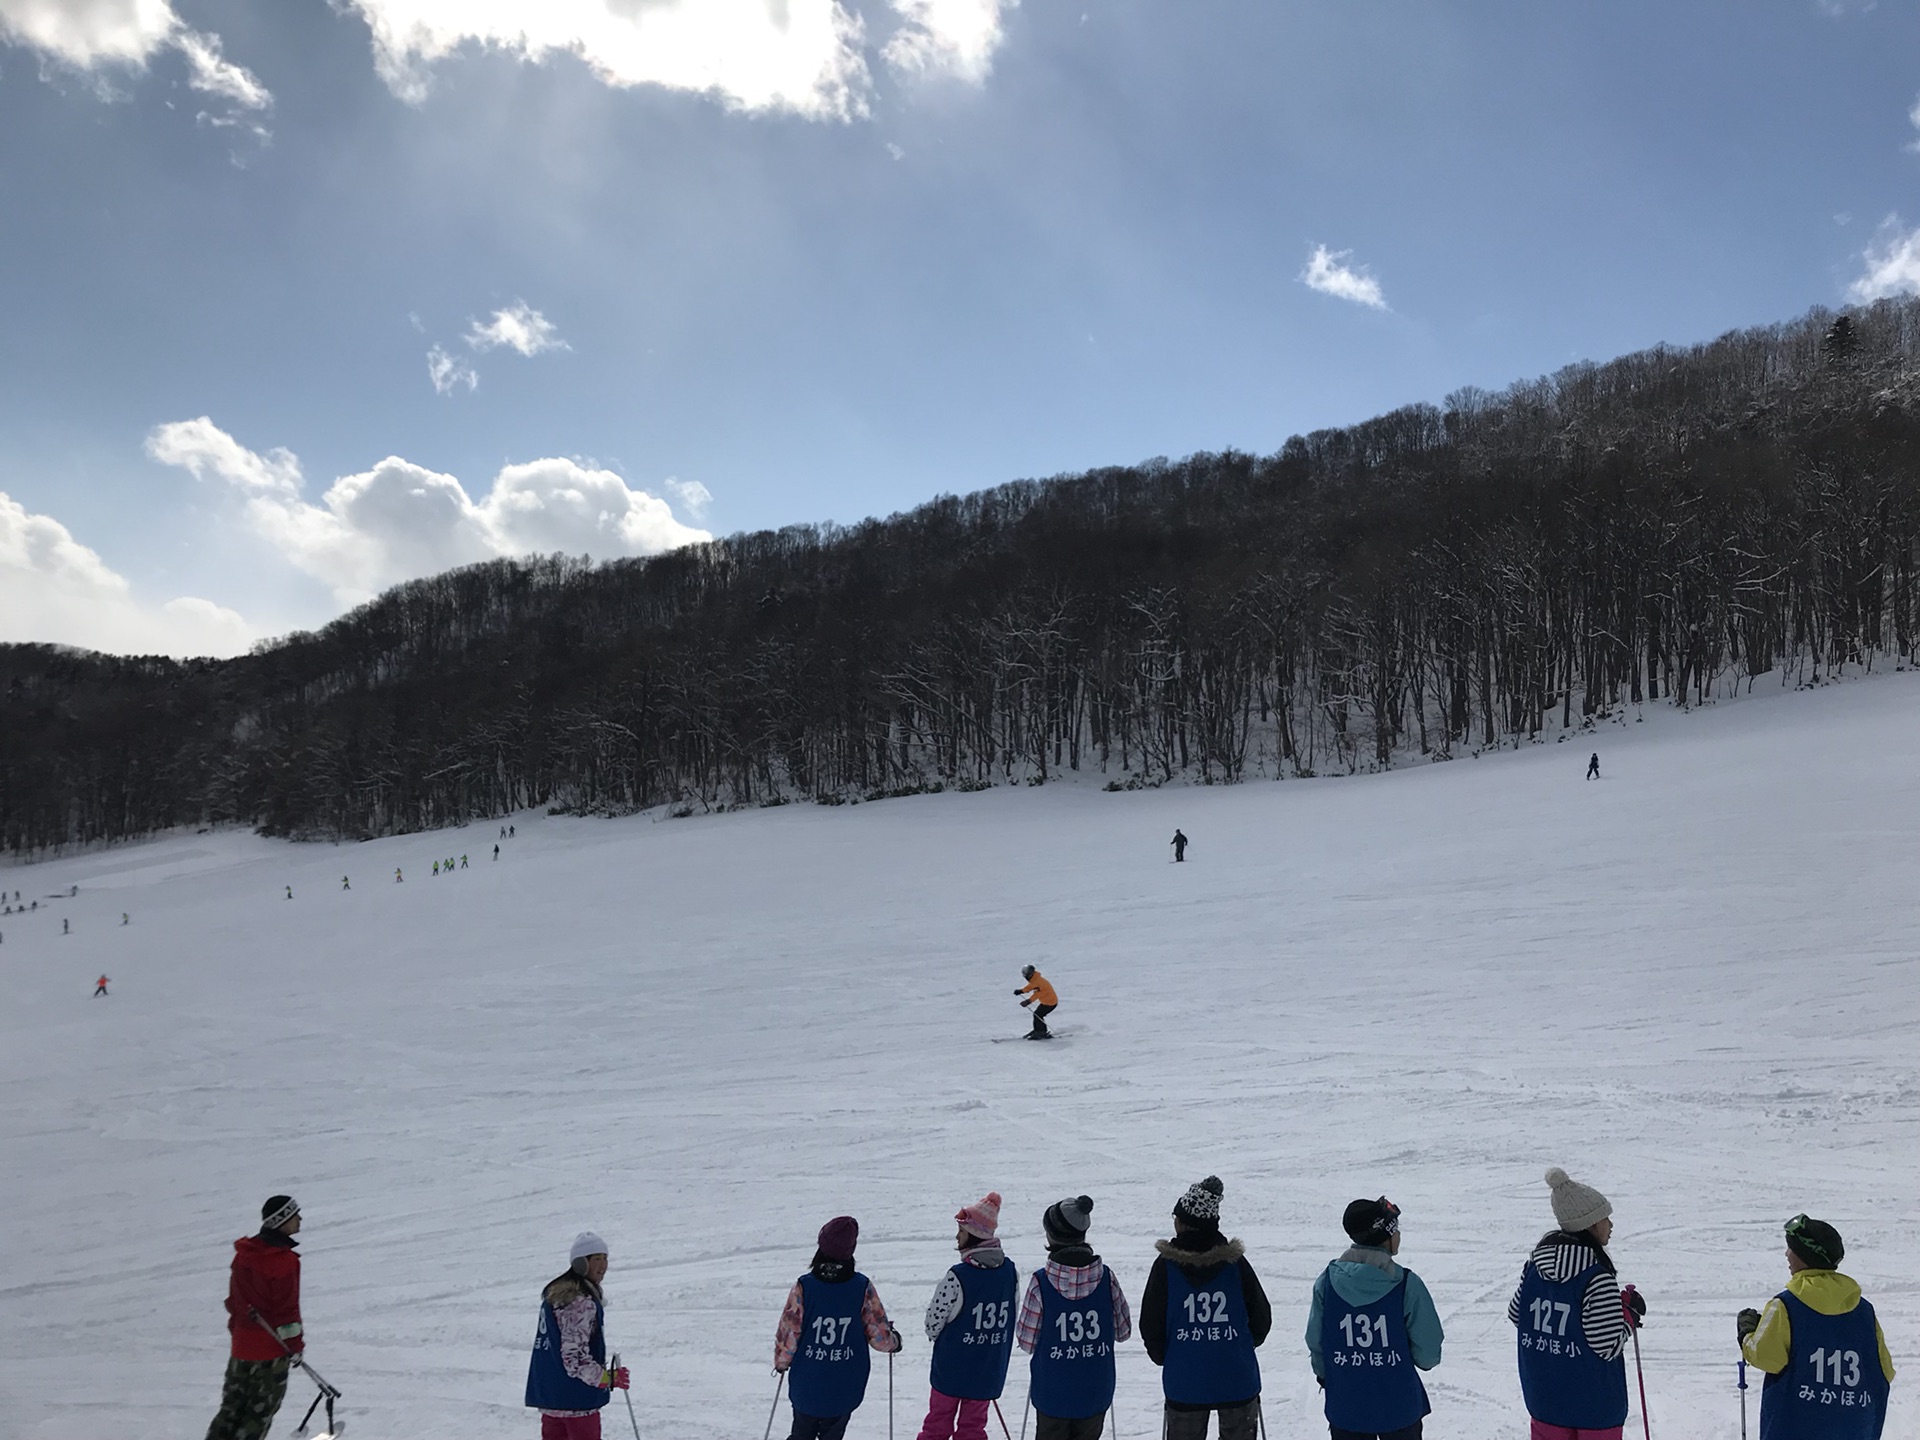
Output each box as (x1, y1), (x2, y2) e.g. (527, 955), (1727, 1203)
(1545, 1167), (1612, 1234)
(956, 1192), (1002, 1240)
(1043, 1195), (1094, 1245)
(1173, 1176), (1224, 1226)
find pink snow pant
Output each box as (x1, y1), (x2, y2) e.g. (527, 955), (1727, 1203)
(1529, 1425), (1622, 1440)
(541, 1415), (603, 1440)
(917, 1387), (991, 1440)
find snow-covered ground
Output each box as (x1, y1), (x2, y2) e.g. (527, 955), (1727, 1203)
(2, 675), (1917, 1440)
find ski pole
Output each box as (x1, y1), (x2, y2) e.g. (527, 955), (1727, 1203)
(251, 1312), (341, 1436)
(1020, 1397), (1030, 1440)
(992, 1399), (1015, 1440)
(1255, 1398), (1268, 1440)
(1738, 1359), (1749, 1440)
(763, 1372), (785, 1440)
(1624, 1286), (1651, 1440)
(612, 1351), (641, 1440)
(888, 1348), (895, 1440)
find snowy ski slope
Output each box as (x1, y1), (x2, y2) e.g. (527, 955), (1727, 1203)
(2, 673), (1917, 1440)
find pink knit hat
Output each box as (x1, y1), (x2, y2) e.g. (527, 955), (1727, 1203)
(956, 1191), (1002, 1240)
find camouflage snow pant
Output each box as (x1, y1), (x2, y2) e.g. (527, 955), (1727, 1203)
(206, 1356), (292, 1440)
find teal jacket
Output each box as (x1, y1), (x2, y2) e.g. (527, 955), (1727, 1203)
(1305, 1246), (1444, 1378)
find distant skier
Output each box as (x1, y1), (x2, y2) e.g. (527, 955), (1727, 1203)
(395, 867), (403, 883)
(206, 1195), (305, 1440)
(1586, 753), (1600, 781)
(1143, 1176), (1271, 1440)
(1016, 1195), (1130, 1440)
(525, 1231), (629, 1438)
(494, 844), (501, 861)
(501, 825), (508, 839)
(93, 974), (109, 997)
(284, 886), (293, 900)
(1015, 966), (1058, 1039)
(122, 912), (129, 925)
(63, 917), (70, 935)
(1307, 1195), (1443, 1440)
(1172, 830), (1189, 862)
(1736, 1215), (1894, 1438)
(461, 854), (469, 869)
(774, 1215), (903, 1440)
(510, 824), (517, 838)
(920, 1192), (1017, 1440)
(1509, 1167), (1641, 1440)
(433, 861), (440, 877)
(341, 876), (350, 891)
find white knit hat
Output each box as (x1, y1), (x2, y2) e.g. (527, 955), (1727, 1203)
(570, 1231), (609, 1263)
(1545, 1167), (1612, 1233)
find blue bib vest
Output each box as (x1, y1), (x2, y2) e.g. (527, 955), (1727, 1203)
(789, 1272), (873, 1418)
(1161, 1261), (1261, 1405)
(524, 1293), (610, 1411)
(1028, 1268), (1117, 1420)
(1515, 1259), (1628, 1430)
(930, 1258), (1020, 1400)
(1759, 1290), (1888, 1440)
(1318, 1267), (1428, 1434)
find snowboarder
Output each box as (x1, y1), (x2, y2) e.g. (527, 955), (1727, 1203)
(93, 974), (109, 997)
(1307, 1196), (1443, 1440)
(1017, 1195), (1130, 1440)
(1509, 1167), (1642, 1440)
(920, 1192), (1017, 1440)
(1172, 830), (1189, 862)
(1143, 1177), (1271, 1440)
(1586, 753), (1600, 780)
(1736, 1215), (1894, 1438)
(774, 1215), (903, 1440)
(1015, 966), (1058, 1039)
(525, 1231), (629, 1439)
(206, 1195), (305, 1440)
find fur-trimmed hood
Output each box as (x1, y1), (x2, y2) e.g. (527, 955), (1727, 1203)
(1154, 1235), (1245, 1273)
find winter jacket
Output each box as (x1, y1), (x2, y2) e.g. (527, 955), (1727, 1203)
(1506, 1231), (1628, 1364)
(226, 1229), (303, 1361)
(1017, 974), (1058, 1007)
(1306, 1245), (1443, 1378)
(774, 1255), (902, 1372)
(1015, 1249), (1132, 1352)
(926, 1241), (1010, 1338)
(1141, 1234), (1273, 1365)
(1741, 1269), (1895, 1382)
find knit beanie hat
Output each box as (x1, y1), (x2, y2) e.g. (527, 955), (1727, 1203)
(1342, 1197), (1400, 1247)
(1043, 1195), (1094, 1246)
(817, 1215), (859, 1262)
(956, 1192), (1003, 1241)
(570, 1231), (609, 1263)
(1545, 1167), (1612, 1234)
(261, 1195), (300, 1230)
(1785, 1215), (1844, 1270)
(1173, 1176), (1224, 1227)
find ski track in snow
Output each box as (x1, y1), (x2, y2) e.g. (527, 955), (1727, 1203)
(2, 676), (1919, 1438)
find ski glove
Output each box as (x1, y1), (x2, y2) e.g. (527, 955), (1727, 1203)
(1020, 999), (1032, 1008)
(1736, 1307), (1762, 1340)
(602, 1367), (631, 1390)
(1621, 1286), (1646, 1329)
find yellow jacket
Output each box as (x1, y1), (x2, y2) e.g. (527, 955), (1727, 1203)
(1741, 1270), (1895, 1382)
(1017, 973), (1058, 1007)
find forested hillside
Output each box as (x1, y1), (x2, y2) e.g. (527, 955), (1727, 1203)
(7, 300), (1920, 854)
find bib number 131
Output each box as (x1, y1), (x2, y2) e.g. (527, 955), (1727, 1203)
(1339, 1312), (1390, 1348)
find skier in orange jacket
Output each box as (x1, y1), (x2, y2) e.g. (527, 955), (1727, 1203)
(1014, 966), (1058, 1039)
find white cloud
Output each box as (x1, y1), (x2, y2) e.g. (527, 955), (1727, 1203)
(146, 417), (712, 606)
(337, 0), (874, 117)
(883, 0), (1015, 84)
(664, 476), (712, 522)
(1848, 216), (1920, 301)
(0, 0), (271, 111)
(0, 489), (253, 656)
(466, 302), (567, 357)
(427, 344), (479, 395)
(1299, 243), (1388, 310)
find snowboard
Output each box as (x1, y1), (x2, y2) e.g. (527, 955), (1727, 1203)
(993, 1032), (1065, 1043)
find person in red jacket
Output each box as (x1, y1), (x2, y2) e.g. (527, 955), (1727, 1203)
(206, 1195), (305, 1440)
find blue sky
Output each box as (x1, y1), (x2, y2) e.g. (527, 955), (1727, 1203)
(5, 0), (1920, 654)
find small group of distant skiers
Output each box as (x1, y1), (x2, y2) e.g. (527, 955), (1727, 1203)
(204, 1167), (1896, 1440)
